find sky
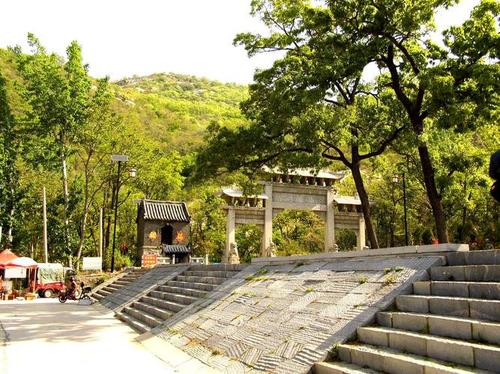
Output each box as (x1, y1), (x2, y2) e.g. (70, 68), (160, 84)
(0, 0), (480, 84)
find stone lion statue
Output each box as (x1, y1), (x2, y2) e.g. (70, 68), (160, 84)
(228, 242), (240, 264)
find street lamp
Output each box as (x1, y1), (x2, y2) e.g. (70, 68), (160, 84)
(393, 173), (409, 246)
(110, 155), (136, 272)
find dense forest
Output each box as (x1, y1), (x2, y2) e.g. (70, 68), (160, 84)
(0, 0), (498, 271)
(0, 41), (247, 269)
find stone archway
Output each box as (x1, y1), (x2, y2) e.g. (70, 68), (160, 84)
(220, 168), (367, 263)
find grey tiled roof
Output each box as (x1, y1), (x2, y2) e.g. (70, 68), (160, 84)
(140, 199), (190, 222)
(162, 245), (191, 254)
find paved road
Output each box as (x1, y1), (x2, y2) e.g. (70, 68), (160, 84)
(0, 298), (175, 374)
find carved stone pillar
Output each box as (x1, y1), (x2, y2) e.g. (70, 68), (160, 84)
(325, 188), (336, 251)
(357, 214), (366, 250)
(261, 183), (273, 256)
(224, 207), (236, 263)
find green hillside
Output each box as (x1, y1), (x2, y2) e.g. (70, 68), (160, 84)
(112, 73), (248, 152)
(1, 48), (248, 153)
(0, 45), (248, 266)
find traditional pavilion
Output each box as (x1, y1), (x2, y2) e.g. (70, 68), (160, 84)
(220, 167), (367, 263)
(136, 199), (191, 264)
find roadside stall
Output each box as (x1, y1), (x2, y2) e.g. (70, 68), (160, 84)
(0, 249), (38, 300)
(0, 249), (19, 298)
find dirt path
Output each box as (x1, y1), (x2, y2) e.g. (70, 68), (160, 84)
(0, 298), (175, 374)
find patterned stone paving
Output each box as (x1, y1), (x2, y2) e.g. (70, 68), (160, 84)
(155, 256), (442, 373)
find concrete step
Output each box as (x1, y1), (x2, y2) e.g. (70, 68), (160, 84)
(121, 272), (146, 280)
(446, 250), (500, 266)
(156, 285), (208, 298)
(182, 270), (237, 278)
(188, 264), (245, 272)
(175, 275), (226, 285)
(314, 361), (382, 374)
(132, 301), (173, 320)
(91, 293), (103, 301)
(431, 265), (500, 282)
(104, 284), (121, 292)
(149, 290), (197, 305)
(166, 280), (215, 292)
(140, 295), (184, 313)
(96, 288), (111, 297)
(336, 343), (490, 374)
(357, 326), (500, 371)
(113, 279), (130, 286)
(377, 311), (500, 345)
(116, 311), (149, 334)
(413, 281), (500, 299)
(119, 276), (139, 282)
(122, 306), (162, 328)
(395, 294), (500, 322)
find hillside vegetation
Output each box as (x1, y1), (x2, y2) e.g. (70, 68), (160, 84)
(0, 44), (247, 267)
(112, 73), (248, 152)
(0, 2), (498, 273)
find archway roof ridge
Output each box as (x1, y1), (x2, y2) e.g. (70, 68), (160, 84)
(220, 186), (269, 200)
(261, 165), (348, 181)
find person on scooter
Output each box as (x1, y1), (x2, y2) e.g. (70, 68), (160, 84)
(68, 276), (78, 299)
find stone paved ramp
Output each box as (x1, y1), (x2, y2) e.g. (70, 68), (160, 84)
(143, 255), (443, 373)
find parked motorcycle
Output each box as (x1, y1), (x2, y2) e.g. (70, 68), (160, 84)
(58, 283), (92, 303)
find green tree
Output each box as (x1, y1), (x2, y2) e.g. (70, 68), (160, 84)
(273, 210), (324, 255)
(0, 74), (20, 243)
(189, 189), (226, 263)
(324, 0), (498, 242)
(230, 0), (499, 245)
(197, 1), (414, 249)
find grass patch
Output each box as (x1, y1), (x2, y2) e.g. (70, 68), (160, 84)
(245, 268), (271, 281)
(245, 275), (270, 282)
(384, 274), (397, 285)
(358, 275), (368, 284)
(305, 287), (314, 293)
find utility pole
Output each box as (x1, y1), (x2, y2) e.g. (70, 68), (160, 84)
(110, 155), (129, 273)
(99, 207), (103, 271)
(402, 172), (408, 246)
(111, 160), (122, 273)
(43, 186), (48, 263)
(99, 208), (103, 258)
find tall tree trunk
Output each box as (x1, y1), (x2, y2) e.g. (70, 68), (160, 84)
(351, 162), (379, 249)
(75, 207), (88, 272)
(417, 144), (449, 243)
(103, 177), (115, 270)
(7, 185), (15, 242)
(61, 150), (72, 267)
(75, 159), (91, 271)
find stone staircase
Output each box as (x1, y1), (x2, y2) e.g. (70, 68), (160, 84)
(116, 264), (244, 333)
(316, 249), (500, 374)
(91, 268), (148, 302)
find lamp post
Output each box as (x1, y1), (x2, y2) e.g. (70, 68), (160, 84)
(393, 173), (409, 246)
(110, 155), (136, 272)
